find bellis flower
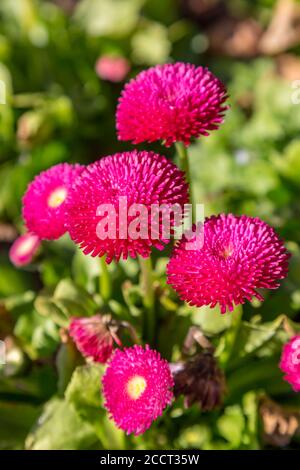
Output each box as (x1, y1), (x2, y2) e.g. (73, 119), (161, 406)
(9, 232), (40, 267)
(167, 214), (290, 314)
(22, 163), (84, 240)
(95, 55), (130, 82)
(116, 62), (228, 146)
(102, 345), (174, 435)
(280, 336), (300, 392)
(69, 314), (121, 364)
(66, 151), (189, 263)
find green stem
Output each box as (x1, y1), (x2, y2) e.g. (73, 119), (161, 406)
(175, 141), (195, 222)
(99, 256), (112, 303)
(139, 256), (155, 343)
(219, 306), (243, 369)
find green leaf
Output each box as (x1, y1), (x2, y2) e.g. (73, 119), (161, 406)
(14, 309), (59, 359)
(25, 398), (99, 450)
(228, 315), (300, 369)
(65, 364), (125, 449)
(217, 405), (245, 448)
(35, 279), (98, 327)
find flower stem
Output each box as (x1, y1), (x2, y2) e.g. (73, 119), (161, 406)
(175, 141), (195, 222)
(138, 256), (155, 344)
(99, 256), (112, 303)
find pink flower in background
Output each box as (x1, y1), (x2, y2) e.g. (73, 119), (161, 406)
(280, 336), (300, 392)
(102, 345), (174, 435)
(69, 315), (119, 363)
(22, 163), (84, 240)
(95, 55), (130, 82)
(116, 62), (228, 146)
(66, 151), (189, 263)
(9, 232), (40, 267)
(167, 214), (290, 314)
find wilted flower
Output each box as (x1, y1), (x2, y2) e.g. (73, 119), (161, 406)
(172, 352), (226, 411)
(66, 151), (189, 263)
(116, 62), (228, 146)
(69, 314), (120, 364)
(22, 163), (84, 240)
(102, 345), (174, 435)
(280, 335), (300, 392)
(95, 55), (130, 82)
(9, 232), (40, 267)
(167, 214), (290, 314)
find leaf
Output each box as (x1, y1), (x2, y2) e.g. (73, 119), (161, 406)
(228, 315), (300, 368)
(25, 398), (99, 450)
(35, 279), (98, 327)
(14, 309), (59, 359)
(191, 304), (233, 336)
(65, 364), (125, 449)
(217, 405), (245, 448)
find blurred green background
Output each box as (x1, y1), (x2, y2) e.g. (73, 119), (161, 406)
(1, 0), (300, 450)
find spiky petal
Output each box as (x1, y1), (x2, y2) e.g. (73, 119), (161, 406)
(280, 336), (300, 392)
(167, 214), (290, 314)
(69, 315), (117, 364)
(22, 163), (84, 240)
(116, 62), (228, 146)
(102, 345), (174, 435)
(65, 151), (189, 263)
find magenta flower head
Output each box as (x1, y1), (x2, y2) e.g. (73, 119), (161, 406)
(167, 214), (290, 314)
(95, 55), (130, 82)
(22, 163), (84, 240)
(69, 314), (120, 364)
(9, 232), (40, 267)
(102, 345), (174, 435)
(65, 151), (189, 263)
(116, 62), (228, 147)
(280, 336), (300, 392)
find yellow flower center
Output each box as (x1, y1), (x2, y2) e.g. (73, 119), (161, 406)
(47, 187), (67, 208)
(126, 375), (147, 400)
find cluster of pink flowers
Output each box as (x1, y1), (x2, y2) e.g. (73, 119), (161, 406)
(15, 62), (295, 435)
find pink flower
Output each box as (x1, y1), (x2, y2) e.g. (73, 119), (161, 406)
(22, 163), (84, 240)
(102, 345), (174, 435)
(9, 232), (40, 267)
(65, 151), (189, 263)
(116, 62), (228, 147)
(69, 315), (119, 363)
(95, 55), (130, 82)
(167, 214), (290, 314)
(280, 336), (300, 392)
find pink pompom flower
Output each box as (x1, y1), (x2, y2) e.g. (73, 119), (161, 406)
(95, 55), (130, 83)
(116, 62), (228, 147)
(22, 163), (84, 240)
(280, 336), (300, 392)
(69, 314), (120, 364)
(9, 232), (40, 267)
(102, 345), (174, 435)
(65, 151), (189, 263)
(167, 214), (290, 314)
